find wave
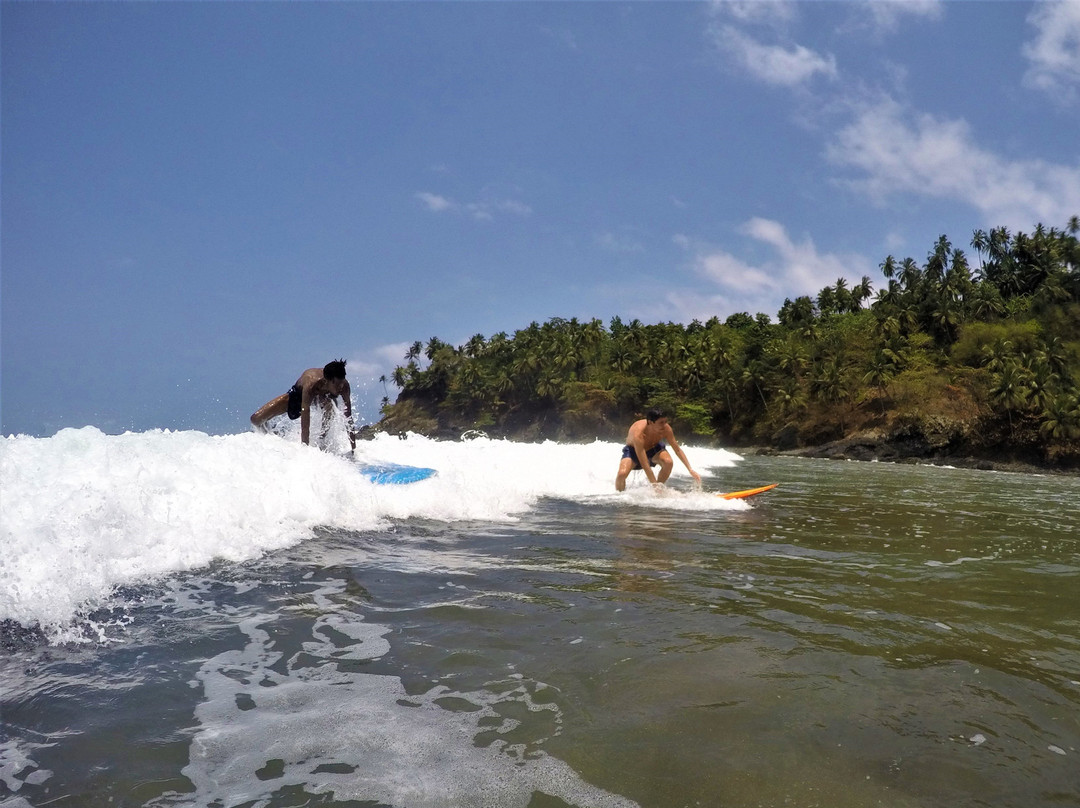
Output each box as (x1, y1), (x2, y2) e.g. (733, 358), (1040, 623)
(0, 427), (742, 635)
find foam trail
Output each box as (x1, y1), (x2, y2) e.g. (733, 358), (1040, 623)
(1, 427), (743, 633)
(149, 585), (639, 808)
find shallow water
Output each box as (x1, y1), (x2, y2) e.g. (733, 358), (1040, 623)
(2, 431), (1078, 807)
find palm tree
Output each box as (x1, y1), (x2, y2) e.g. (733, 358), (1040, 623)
(969, 281), (1005, 320)
(1040, 336), (1071, 380)
(925, 235), (951, 284)
(833, 277), (852, 314)
(811, 357), (851, 430)
(982, 338), (1015, 373)
(971, 229), (988, 275)
(817, 286), (837, 317)
(873, 309), (901, 340)
(425, 337), (448, 361)
(853, 276), (874, 309)
(863, 352), (897, 415)
(774, 378), (806, 416)
(1040, 393), (1080, 441)
(989, 363), (1031, 431)
(1027, 359), (1060, 413)
(535, 374), (562, 400)
(464, 334), (487, 358)
(875, 279), (902, 308)
(742, 360), (770, 408)
(714, 366), (741, 420)
(898, 258), (922, 293)
(929, 301), (961, 345)
(774, 340), (808, 380)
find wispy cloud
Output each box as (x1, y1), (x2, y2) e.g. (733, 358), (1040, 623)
(596, 230), (644, 254)
(416, 192), (455, 213)
(711, 0), (797, 26)
(666, 220), (870, 321)
(860, 0), (943, 33)
(716, 25), (837, 87)
(347, 343), (410, 380)
(826, 96), (1080, 231)
(708, 0), (835, 88)
(1022, 0), (1080, 104)
(415, 191), (533, 222)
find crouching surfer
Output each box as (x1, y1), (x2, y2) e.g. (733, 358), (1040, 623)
(615, 407), (701, 491)
(250, 359), (357, 451)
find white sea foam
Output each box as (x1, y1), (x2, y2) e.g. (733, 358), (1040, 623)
(147, 588), (640, 808)
(0, 427), (742, 632)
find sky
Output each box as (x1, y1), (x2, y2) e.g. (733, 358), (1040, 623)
(3, 0), (1079, 437)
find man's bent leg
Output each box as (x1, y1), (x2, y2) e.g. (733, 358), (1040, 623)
(655, 451), (674, 484)
(251, 393), (289, 432)
(615, 457), (636, 491)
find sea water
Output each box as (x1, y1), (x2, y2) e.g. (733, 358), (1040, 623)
(1, 427), (1078, 807)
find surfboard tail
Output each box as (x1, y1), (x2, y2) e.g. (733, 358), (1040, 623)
(717, 483), (778, 500)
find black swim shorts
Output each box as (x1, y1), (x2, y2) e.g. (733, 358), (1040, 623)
(621, 441), (666, 469)
(287, 384), (303, 420)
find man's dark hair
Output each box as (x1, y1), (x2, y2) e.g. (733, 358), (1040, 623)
(646, 407), (666, 422)
(324, 359), (347, 380)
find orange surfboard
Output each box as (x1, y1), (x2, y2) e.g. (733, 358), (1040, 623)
(717, 483), (778, 500)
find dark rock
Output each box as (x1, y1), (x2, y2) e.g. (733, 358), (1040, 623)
(771, 424), (800, 451)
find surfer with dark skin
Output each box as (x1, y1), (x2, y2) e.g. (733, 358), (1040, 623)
(250, 359), (356, 451)
(615, 408), (701, 491)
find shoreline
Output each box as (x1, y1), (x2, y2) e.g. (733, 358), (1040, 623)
(363, 422), (1078, 476)
(747, 440), (1079, 476)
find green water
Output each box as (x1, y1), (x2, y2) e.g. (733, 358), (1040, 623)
(2, 455), (1077, 807)
(362, 456), (1080, 807)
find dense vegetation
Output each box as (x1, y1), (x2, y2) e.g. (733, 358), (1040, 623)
(379, 219), (1080, 468)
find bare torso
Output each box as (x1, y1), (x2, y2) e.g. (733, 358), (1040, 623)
(625, 418), (669, 449)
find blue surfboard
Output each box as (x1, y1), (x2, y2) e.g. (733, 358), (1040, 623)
(357, 462), (437, 485)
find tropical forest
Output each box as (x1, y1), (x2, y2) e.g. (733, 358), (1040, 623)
(377, 219), (1080, 471)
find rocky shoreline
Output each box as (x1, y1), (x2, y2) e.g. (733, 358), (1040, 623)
(751, 432), (1078, 476)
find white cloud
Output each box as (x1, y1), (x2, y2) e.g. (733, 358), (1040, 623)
(826, 96), (1080, 231)
(710, 0), (797, 26)
(697, 246), (780, 293)
(707, 0), (835, 88)
(347, 343), (410, 380)
(739, 217), (868, 292)
(665, 221), (870, 321)
(416, 191), (532, 221)
(716, 25), (837, 86)
(1023, 0), (1080, 102)
(416, 192), (454, 213)
(596, 231), (644, 254)
(862, 0), (943, 33)
(491, 199), (534, 217)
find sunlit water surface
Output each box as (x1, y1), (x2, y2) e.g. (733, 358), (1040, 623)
(2, 429), (1077, 807)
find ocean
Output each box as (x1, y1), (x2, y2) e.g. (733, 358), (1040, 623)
(1, 427), (1078, 807)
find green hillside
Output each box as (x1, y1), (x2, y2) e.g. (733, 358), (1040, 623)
(377, 219), (1080, 470)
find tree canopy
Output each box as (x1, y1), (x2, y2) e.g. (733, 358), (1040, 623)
(380, 219), (1080, 465)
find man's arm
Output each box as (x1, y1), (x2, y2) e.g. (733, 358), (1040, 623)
(341, 381), (356, 451)
(633, 441), (659, 484)
(629, 423), (659, 484)
(665, 426), (701, 484)
(300, 385), (313, 445)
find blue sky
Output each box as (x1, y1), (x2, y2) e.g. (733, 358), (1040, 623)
(3, 0), (1079, 437)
